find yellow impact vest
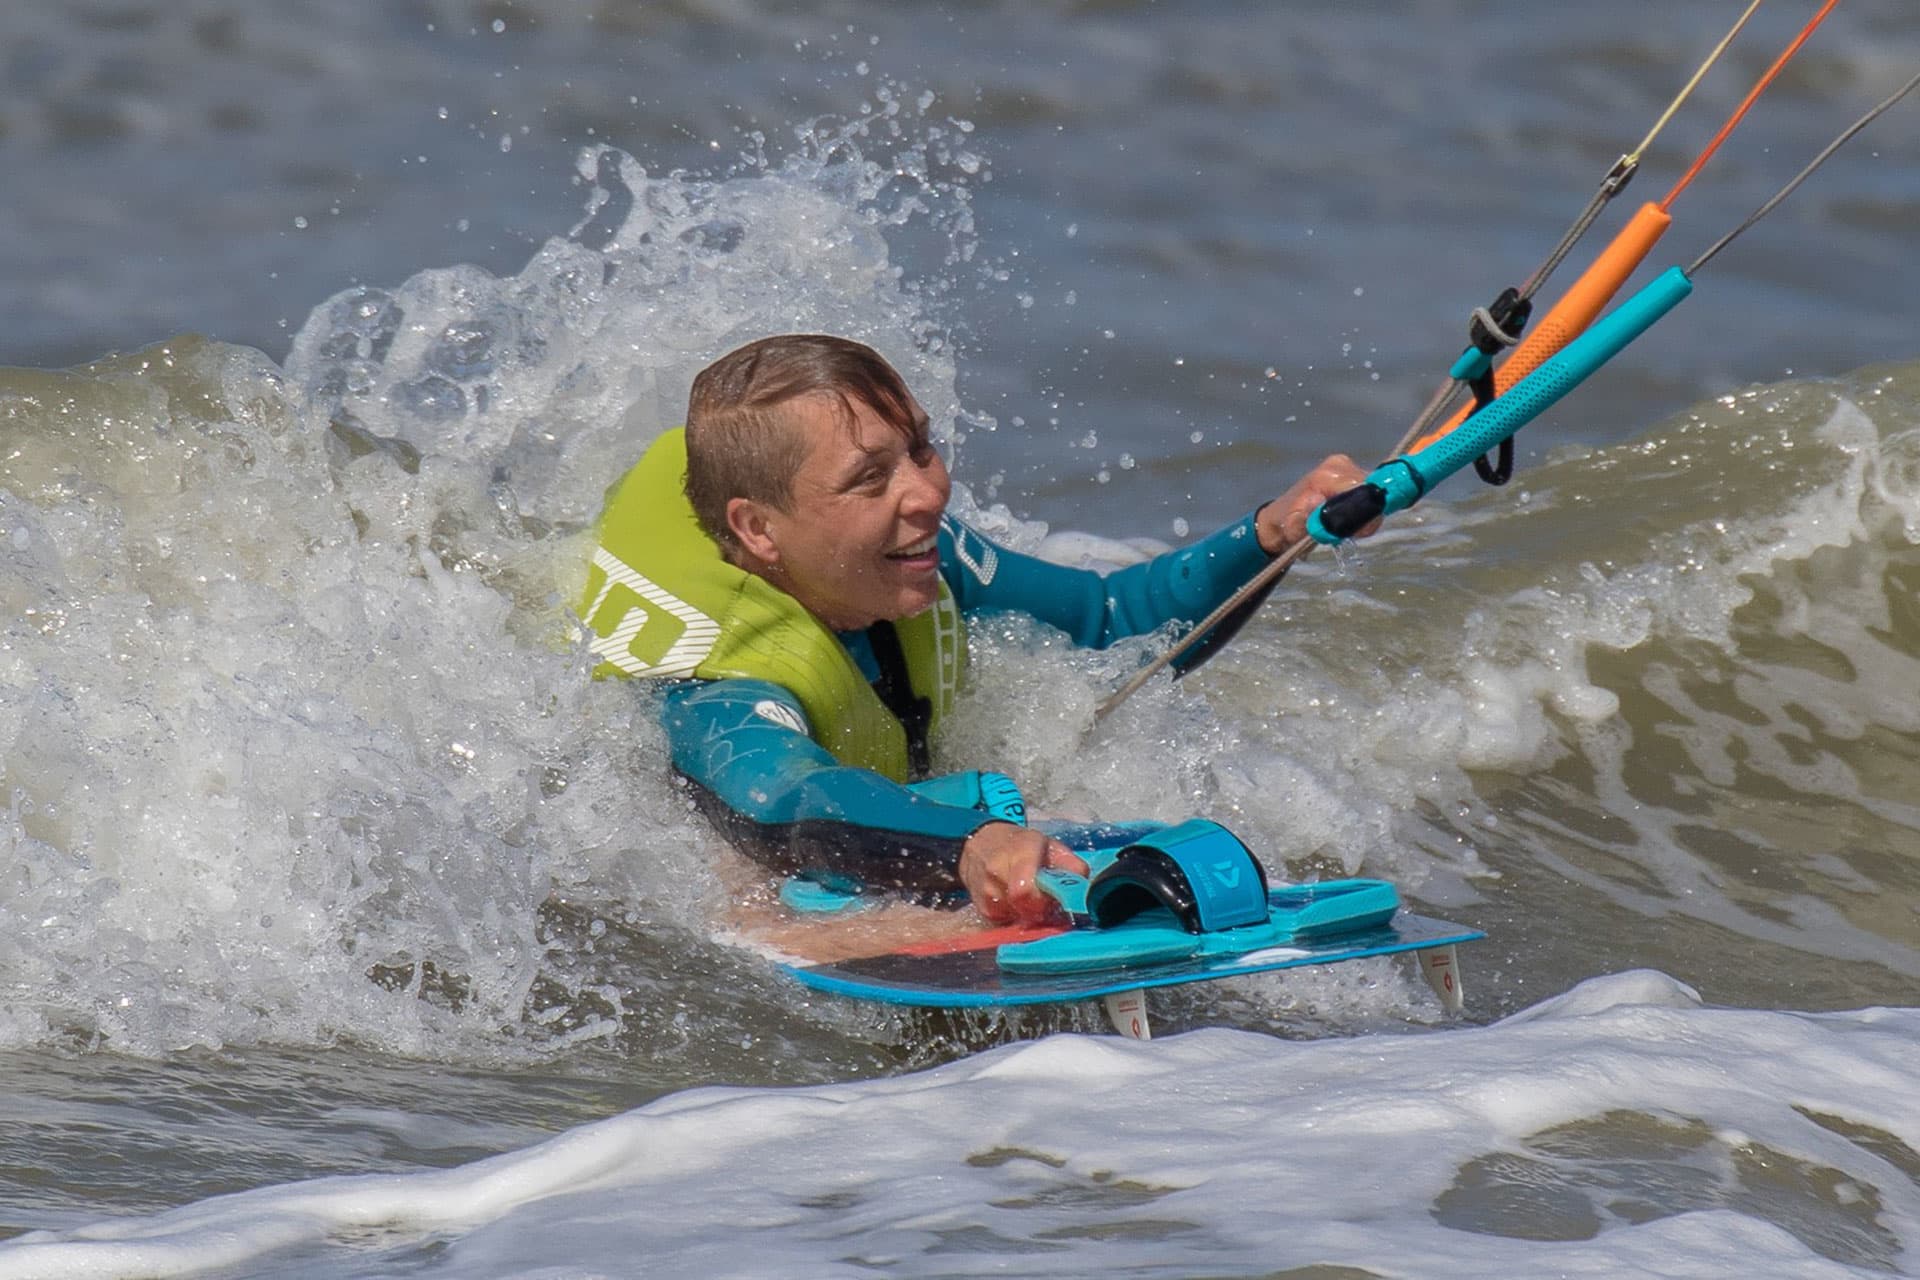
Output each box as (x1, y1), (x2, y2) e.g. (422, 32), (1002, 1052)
(579, 428), (966, 781)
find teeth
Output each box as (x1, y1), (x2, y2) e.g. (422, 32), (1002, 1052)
(891, 534), (937, 558)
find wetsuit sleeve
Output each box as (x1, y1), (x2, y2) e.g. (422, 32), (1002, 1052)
(660, 677), (999, 893)
(939, 512), (1271, 667)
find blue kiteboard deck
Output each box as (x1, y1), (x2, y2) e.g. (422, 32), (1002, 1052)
(780, 910), (1482, 1009)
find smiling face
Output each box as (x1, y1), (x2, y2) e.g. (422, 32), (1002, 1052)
(725, 390), (951, 632)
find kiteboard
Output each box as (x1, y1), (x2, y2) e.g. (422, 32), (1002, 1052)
(772, 816), (1482, 1039)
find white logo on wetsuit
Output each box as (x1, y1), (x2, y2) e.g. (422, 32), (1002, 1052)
(946, 518), (998, 586)
(753, 699), (808, 735)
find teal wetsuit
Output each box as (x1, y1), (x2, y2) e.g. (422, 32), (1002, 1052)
(664, 512), (1272, 894)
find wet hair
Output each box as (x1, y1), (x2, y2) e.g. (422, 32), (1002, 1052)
(684, 334), (919, 554)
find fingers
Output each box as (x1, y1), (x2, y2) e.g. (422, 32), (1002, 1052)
(958, 827), (1080, 925)
(957, 823), (1023, 924)
(1260, 453), (1383, 550)
(1042, 839), (1090, 879)
(1003, 838), (1078, 924)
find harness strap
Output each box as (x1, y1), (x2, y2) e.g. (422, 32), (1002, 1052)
(868, 621), (933, 779)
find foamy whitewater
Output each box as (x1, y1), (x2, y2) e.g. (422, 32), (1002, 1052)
(4, 2), (1920, 1276)
(2, 975), (1916, 1279)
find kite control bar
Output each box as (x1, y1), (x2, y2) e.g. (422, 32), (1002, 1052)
(1307, 265), (1694, 545)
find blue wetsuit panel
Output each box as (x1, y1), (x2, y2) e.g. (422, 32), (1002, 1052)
(664, 513), (1274, 887)
(939, 513), (1270, 663)
(663, 678), (995, 892)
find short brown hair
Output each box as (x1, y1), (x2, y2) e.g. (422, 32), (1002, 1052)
(684, 334), (918, 553)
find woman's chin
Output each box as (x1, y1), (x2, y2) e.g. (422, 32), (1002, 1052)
(887, 582), (941, 621)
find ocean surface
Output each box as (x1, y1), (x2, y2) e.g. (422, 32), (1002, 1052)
(3, 1), (1919, 1276)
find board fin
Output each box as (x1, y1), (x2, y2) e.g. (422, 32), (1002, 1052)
(1418, 944), (1464, 1013)
(1102, 989), (1151, 1039)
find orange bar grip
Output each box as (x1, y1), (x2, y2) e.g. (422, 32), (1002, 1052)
(1413, 201), (1673, 451)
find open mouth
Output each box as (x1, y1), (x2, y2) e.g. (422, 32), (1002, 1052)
(886, 533), (938, 561)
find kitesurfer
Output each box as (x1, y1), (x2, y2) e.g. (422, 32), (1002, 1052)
(580, 334), (1373, 924)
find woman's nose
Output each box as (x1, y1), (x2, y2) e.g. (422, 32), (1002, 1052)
(900, 454), (949, 514)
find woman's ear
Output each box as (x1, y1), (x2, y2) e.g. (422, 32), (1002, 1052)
(726, 496), (781, 567)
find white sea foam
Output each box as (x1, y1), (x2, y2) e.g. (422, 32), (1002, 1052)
(1, 973), (1913, 1278)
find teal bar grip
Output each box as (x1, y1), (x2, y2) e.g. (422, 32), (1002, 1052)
(1309, 266), (1694, 545)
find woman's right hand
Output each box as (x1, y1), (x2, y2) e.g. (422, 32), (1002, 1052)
(957, 822), (1089, 925)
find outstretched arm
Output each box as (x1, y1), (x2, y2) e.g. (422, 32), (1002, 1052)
(941, 455), (1373, 664)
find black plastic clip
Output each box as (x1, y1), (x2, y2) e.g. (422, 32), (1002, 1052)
(1465, 286), (1532, 405)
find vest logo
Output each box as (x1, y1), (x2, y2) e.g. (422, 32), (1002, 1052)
(753, 699), (808, 735)
(581, 547), (721, 678)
